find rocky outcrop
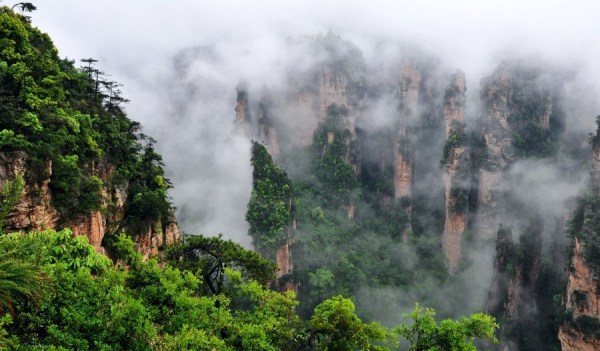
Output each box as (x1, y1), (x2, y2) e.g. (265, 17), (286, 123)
(559, 126), (600, 350)
(486, 220), (543, 350)
(234, 83), (252, 135)
(397, 58), (421, 116)
(393, 148), (412, 199)
(474, 64), (515, 241)
(392, 58), (420, 200)
(1, 152), (59, 231)
(136, 221), (181, 258)
(486, 226), (513, 316)
(0, 151), (179, 256)
(559, 237), (600, 351)
(288, 64), (360, 146)
(474, 63), (555, 242)
(273, 215), (298, 292)
(506, 220), (543, 320)
(443, 72), (466, 136)
(441, 71), (469, 273)
(258, 94), (280, 157)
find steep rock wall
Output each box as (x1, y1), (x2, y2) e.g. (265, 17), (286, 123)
(559, 128), (600, 350)
(441, 71), (469, 273)
(474, 63), (515, 241)
(485, 220), (543, 350)
(0, 151), (179, 256)
(559, 237), (600, 351)
(474, 63), (555, 242)
(392, 58), (420, 200)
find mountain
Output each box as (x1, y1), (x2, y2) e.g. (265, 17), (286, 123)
(217, 33), (598, 349)
(0, 6), (179, 256)
(3, 5), (600, 349)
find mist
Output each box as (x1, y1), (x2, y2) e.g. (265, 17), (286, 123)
(23, 2), (600, 333)
(30, 0), (600, 244)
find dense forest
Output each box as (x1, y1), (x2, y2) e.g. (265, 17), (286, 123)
(0, 5), (501, 351)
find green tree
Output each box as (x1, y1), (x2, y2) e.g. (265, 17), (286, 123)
(396, 304), (498, 351)
(246, 141), (293, 256)
(308, 295), (395, 351)
(165, 234), (277, 295)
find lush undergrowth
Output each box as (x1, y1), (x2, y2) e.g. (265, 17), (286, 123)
(0, 229), (497, 350)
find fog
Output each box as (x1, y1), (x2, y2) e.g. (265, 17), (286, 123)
(29, 0), (600, 245)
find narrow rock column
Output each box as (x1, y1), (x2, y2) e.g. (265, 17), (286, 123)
(393, 58), (421, 239)
(441, 71), (469, 273)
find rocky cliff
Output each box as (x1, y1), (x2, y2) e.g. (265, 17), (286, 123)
(0, 151), (179, 257)
(474, 63), (516, 242)
(231, 38), (592, 345)
(441, 71), (469, 272)
(485, 220), (543, 350)
(558, 123), (600, 350)
(559, 237), (600, 351)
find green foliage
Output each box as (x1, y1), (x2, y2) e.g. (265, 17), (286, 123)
(0, 7), (173, 227)
(449, 187), (468, 214)
(103, 233), (143, 266)
(507, 66), (563, 158)
(264, 103), (451, 317)
(0, 228), (498, 350)
(246, 141), (293, 256)
(0, 174), (24, 233)
(0, 229), (111, 273)
(441, 129), (467, 165)
(165, 234), (277, 295)
(396, 304), (498, 351)
(49, 155), (103, 214)
(124, 138), (174, 233)
(309, 295), (395, 351)
(311, 105), (359, 205)
(0, 315), (20, 349)
(0, 254), (43, 315)
(569, 195), (600, 277)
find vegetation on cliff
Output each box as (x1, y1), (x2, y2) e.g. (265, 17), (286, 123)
(0, 6), (173, 233)
(248, 104), (458, 319)
(246, 141), (293, 257)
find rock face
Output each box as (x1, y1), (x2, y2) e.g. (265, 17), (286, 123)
(273, 239), (298, 292)
(257, 94), (280, 157)
(485, 227), (513, 316)
(0, 151), (179, 256)
(559, 237), (600, 351)
(474, 64), (516, 241)
(1, 152), (59, 232)
(474, 62), (579, 349)
(393, 149), (412, 199)
(238, 35), (366, 290)
(235, 35), (364, 156)
(474, 63), (555, 242)
(235, 83), (252, 135)
(559, 125), (600, 350)
(392, 58), (420, 201)
(485, 220), (543, 350)
(441, 71), (469, 273)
